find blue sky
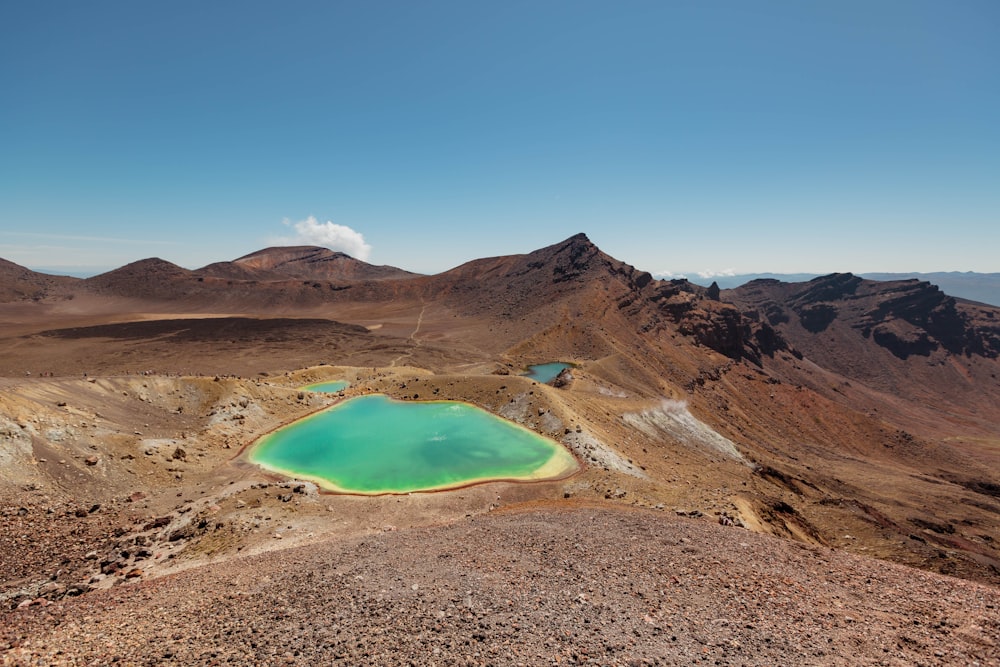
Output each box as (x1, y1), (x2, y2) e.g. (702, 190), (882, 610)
(2, 1), (998, 277)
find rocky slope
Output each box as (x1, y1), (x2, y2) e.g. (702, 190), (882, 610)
(225, 245), (418, 281)
(0, 258), (76, 303)
(724, 273), (1000, 412)
(3, 507), (998, 665)
(727, 273), (1000, 361)
(421, 233), (777, 366)
(82, 258), (200, 300)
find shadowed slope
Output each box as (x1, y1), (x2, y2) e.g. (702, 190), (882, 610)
(725, 274), (1000, 407)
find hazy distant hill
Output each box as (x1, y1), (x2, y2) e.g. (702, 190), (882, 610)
(860, 272), (1000, 307)
(687, 271), (1000, 307)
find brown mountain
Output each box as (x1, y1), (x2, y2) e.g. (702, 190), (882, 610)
(0, 257), (76, 302)
(725, 273), (1000, 410)
(224, 245), (417, 281)
(82, 258), (197, 300)
(727, 272), (1000, 360)
(426, 232), (655, 314)
(422, 233), (782, 370)
(72, 247), (417, 308)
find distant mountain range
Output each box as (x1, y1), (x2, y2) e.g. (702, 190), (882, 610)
(5, 236), (998, 374)
(29, 261), (1000, 308)
(685, 272), (1000, 307)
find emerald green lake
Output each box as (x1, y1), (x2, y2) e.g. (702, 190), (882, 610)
(248, 394), (577, 494)
(303, 380), (349, 392)
(524, 362), (572, 383)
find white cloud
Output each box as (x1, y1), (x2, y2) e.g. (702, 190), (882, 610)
(652, 268), (740, 281)
(695, 268), (737, 279)
(653, 270), (687, 280)
(278, 217), (372, 261)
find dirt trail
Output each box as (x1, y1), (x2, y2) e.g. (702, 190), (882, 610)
(389, 301), (428, 367)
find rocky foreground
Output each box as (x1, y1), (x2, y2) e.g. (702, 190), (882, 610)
(3, 506), (998, 666)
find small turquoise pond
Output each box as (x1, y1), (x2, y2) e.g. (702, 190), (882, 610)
(303, 380), (349, 393)
(524, 362), (572, 383)
(248, 394), (577, 494)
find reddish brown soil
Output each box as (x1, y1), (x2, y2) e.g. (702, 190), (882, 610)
(4, 506), (998, 666)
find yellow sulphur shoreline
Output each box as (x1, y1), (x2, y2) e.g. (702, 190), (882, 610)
(246, 394), (580, 496)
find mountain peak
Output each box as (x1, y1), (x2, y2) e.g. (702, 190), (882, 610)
(230, 246), (415, 282)
(234, 246), (346, 266)
(552, 232), (596, 254)
(91, 257), (190, 278)
(517, 233), (614, 283)
(81, 257), (194, 299)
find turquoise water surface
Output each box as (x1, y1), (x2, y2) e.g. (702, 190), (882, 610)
(524, 362), (572, 383)
(249, 394), (577, 494)
(303, 380), (349, 392)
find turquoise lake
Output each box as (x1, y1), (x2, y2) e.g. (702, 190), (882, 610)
(248, 394), (577, 494)
(303, 380), (349, 392)
(524, 362), (572, 383)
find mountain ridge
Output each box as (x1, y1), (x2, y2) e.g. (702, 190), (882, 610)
(7, 242), (1000, 305)
(687, 270), (1000, 307)
(226, 245), (418, 282)
(4, 236), (998, 372)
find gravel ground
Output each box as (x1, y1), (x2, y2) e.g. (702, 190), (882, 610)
(3, 506), (998, 666)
